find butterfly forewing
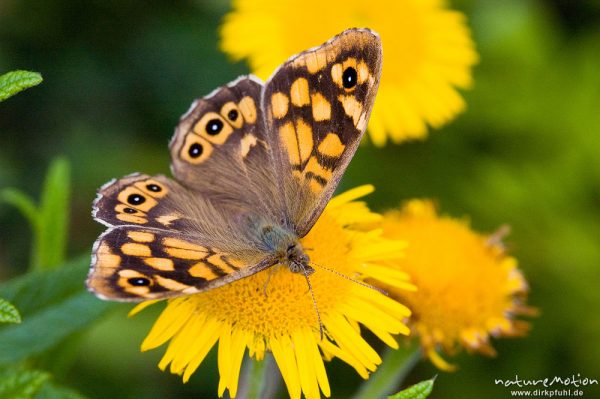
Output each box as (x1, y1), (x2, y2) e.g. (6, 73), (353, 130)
(169, 77), (283, 220)
(262, 29), (382, 236)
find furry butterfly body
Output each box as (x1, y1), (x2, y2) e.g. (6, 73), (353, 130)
(88, 28), (382, 301)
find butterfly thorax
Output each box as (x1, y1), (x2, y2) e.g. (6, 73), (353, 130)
(260, 224), (314, 275)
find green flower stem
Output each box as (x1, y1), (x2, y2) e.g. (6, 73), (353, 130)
(240, 353), (280, 399)
(353, 345), (422, 399)
(247, 356), (267, 399)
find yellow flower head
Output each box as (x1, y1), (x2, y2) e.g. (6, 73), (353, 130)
(381, 200), (535, 371)
(220, 0), (479, 145)
(132, 186), (414, 399)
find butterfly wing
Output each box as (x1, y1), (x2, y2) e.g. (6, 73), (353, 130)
(262, 28), (382, 236)
(169, 77), (284, 221)
(93, 173), (193, 230)
(90, 174), (274, 301)
(88, 226), (273, 301)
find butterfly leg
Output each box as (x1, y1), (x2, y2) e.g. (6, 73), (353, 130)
(262, 264), (280, 297)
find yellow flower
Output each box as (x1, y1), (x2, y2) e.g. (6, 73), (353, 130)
(220, 0), (479, 145)
(131, 186), (414, 399)
(380, 200), (535, 371)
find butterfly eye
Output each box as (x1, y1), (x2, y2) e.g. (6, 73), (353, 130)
(227, 109), (239, 121)
(206, 119), (224, 135)
(146, 183), (162, 193)
(128, 277), (151, 286)
(127, 194), (146, 205)
(188, 143), (203, 158)
(342, 67), (358, 89)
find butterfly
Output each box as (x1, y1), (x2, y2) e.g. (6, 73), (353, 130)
(87, 28), (382, 302)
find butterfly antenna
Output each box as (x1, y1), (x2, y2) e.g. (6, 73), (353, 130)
(308, 261), (388, 296)
(301, 264), (324, 340)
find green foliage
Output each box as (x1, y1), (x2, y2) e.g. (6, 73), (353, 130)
(353, 348), (421, 399)
(0, 367), (88, 399)
(0, 156), (106, 397)
(0, 70), (42, 102)
(0, 298), (21, 324)
(34, 380), (88, 399)
(0, 368), (49, 399)
(1, 158), (71, 271)
(388, 378), (435, 399)
(0, 257), (113, 366)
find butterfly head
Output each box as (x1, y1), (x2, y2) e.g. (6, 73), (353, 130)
(285, 243), (314, 275)
(260, 224), (313, 275)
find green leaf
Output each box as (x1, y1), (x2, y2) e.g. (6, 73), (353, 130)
(0, 292), (111, 366)
(0, 298), (22, 324)
(35, 381), (88, 399)
(0, 70), (43, 102)
(0, 189), (40, 231)
(353, 347), (421, 399)
(388, 378), (435, 399)
(0, 157), (71, 271)
(0, 368), (50, 399)
(0, 257), (89, 316)
(0, 257), (113, 365)
(37, 157), (71, 270)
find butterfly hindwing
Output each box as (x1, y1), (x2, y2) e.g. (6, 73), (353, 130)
(88, 226), (273, 301)
(91, 173), (278, 301)
(262, 29), (382, 236)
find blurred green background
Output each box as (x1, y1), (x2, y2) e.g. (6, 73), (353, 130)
(1, 0), (599, 398)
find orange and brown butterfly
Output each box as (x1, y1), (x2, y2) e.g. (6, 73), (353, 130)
(88, 28), (382, 301)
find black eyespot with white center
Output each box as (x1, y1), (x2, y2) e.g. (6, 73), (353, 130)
(342, 67), (358, 89)
(146, 183), (161, 193)
(123, 207), (137, 214)
(206, 118), (224, 135)
(128, 277), (151, 287)
(188, 143), (203, 158)
(227, 109), (239, 122)
(127, 193), (145, 205)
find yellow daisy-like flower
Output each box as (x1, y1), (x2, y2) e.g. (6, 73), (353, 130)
(131, 186), (414, 399)
(380, 200), (535, 371)
(220, 0), (479, 145)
